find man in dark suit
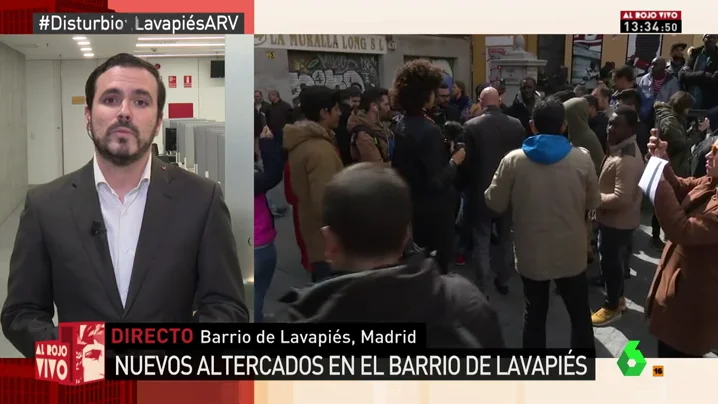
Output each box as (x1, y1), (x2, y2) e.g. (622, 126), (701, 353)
(464, 87), (525, 295)
(2, 53), (248, 358)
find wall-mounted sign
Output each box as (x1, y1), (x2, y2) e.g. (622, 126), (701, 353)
(255, 34), (387, 55)
(184, 75), (192, 88)
(168, 76), (177, 88)
(265, 51), (275, 59)
(71, 96), (85, 105)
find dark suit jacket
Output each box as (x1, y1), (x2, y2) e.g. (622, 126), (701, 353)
(463, 106), (525, 206)
(1, 157), (249, 358)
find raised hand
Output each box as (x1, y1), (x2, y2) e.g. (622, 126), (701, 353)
(647, 128), (668, 160)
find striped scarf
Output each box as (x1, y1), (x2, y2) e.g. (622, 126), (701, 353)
(651, 75), (667, 95)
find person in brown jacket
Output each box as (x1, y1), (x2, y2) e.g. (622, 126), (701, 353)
(283, 86), (344, 282)
(591, 106), (645, 327)
(645, 130), (718, 357)
(347, 87), (393, 164)
(485, 98), (599, 350)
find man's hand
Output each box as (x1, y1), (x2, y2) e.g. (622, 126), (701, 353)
(260, 126), (273, 139)
(451, 148), (466, 165)
(647, 128), (669, 160)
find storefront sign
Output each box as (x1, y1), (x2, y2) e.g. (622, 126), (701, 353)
(255, 34), (387, 54)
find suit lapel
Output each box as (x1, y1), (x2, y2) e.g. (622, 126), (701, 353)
(123, 157), (175, 316)
(70, 160), (124, 314)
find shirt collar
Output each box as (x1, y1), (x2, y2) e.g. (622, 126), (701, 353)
(93, 154), (152, 189)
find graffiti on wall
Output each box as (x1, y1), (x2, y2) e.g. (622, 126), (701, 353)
(404, 56), (455, 87)
(288, 51), (379, 105)
(486, 46), (511, 85)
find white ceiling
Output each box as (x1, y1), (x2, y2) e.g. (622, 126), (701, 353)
(0, 34), (225, 60)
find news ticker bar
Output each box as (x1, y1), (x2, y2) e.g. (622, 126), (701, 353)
(107, 323), (427, 354)
(105, 351), (596, 381)
(33, 13), (244, 35)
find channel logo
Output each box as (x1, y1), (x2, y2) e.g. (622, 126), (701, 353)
(35, 322), (106, 385)
(617, 340), (647, 376)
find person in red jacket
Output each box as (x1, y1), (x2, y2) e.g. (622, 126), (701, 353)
(284, 162), (311, 272)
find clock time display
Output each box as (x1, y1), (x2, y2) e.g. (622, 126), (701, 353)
(620, 19), (682, 33)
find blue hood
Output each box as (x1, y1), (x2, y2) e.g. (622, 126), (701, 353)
(522, 134), (572, 165)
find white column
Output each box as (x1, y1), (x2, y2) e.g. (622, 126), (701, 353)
(224, 35), (255, 283)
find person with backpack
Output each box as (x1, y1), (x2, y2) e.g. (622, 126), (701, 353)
(276, 163), (505, 348)
(347, 87), (393, 164)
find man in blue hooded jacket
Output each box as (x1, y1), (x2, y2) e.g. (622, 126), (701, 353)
(484, 97), (600, 350)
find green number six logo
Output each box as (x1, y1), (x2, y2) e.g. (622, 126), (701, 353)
(617, 340), (647, 376)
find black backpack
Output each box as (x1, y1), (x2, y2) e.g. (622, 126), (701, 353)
(350, 125), (388, 163)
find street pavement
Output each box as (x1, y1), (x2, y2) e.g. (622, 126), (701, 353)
(263, 180), (716, 358)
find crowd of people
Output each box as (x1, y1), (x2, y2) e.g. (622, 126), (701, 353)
(253, 35), (718, 356)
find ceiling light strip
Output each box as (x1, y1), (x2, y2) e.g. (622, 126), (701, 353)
(136, 43), (224, 47)
(137, 36), (225, 41)
(135, 53), (225, 58)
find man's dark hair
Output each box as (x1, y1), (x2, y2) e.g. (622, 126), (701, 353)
(668, 90), (695, 114)
(323, 163), (412, 257)
(299, 86), (341, 122)
(614, 105), (638, 128)
(594, 85), (612, 100)
(550, 90), (576, 103)
(615, 88), (642, 109)
(532, 98), (566, 135)
(582, 94), (599, 109)
(359, 87), (389, 112)
(85, 53), (166, 119)
(390, 59), (444, 114)
(521, 76), (537, 85)
(340, 86), (361, 101)
(612, 65), (635, 82)
(443, 121), (464, 142)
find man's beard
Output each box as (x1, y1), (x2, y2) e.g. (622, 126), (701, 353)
(90, 121), (154, 167)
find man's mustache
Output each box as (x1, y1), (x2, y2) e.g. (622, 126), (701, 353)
(106, 122), (139, 136)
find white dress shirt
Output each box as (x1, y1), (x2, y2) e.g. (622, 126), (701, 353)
(93, 155), (152, 307)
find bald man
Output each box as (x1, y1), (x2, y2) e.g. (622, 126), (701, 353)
(463, 87), (526, 294)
